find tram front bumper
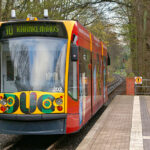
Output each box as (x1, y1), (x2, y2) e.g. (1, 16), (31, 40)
(0, 114), (67, 135)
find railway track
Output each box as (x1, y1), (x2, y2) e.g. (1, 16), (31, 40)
(47, 75), (126, 150)
(108, 74), (124, 95)
(2, 75), (125, 150)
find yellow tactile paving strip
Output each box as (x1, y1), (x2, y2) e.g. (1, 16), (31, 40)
(76, 95), (133, 150)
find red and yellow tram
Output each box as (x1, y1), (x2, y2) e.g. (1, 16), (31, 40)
(0, 16), (110, 134)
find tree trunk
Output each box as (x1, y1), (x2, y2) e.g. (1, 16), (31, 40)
(0, 0), (2, 21)
(3, 0), (11, 21)
(143, 0), (150, 78)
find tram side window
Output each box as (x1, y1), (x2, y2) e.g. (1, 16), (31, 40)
(68, 54), (78, 100)
(96, 54), (101, 95)
(103, 56), (107, 85)
(79, 47), (91, 97)
(7, 57), (14, 81)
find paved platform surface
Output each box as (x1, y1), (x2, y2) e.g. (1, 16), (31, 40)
(76, 95), (150, 150)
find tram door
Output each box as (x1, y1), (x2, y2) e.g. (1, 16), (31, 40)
(79, 47), (92, 124)
(2, 53), (16, 92)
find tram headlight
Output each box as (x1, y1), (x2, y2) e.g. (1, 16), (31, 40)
(0, 99), (7, 106)
(55, 98), (63, 105)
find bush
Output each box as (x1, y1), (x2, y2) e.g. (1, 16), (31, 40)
(127, 72), (135, 77)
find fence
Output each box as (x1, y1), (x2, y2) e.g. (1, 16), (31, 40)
(135, 79), (150, 95)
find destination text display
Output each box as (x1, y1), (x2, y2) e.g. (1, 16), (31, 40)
(0, 22), (67, 39)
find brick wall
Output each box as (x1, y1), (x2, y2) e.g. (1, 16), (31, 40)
(126, 78), (135, 95)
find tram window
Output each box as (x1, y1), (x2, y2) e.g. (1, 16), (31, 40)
(68, 54), (77, 100)
(96, 54), (101, 95)
(97, 54), (99, 64)
(7, 58), (14, 81)
(103, 56), (107, 85)
(79, 47), (91, 97)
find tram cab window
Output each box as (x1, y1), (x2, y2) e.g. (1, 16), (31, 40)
(7, 57), (14, 81)
(1, 47), (17, 92)
(0, 37), (67, 93)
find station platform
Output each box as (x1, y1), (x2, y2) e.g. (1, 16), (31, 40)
(76, 95), (150, 150)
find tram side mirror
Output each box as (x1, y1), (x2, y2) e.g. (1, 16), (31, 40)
(107, 53), (110, 65)
(71, 44), (78, 61)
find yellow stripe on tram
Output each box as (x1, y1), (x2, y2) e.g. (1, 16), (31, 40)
(63, 21), (76, 113)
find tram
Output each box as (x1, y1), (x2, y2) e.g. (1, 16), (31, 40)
(0, 10), (110, 134)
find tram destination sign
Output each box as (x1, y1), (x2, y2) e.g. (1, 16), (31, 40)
(0, 22), (68, 39)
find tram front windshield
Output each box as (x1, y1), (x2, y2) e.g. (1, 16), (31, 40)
(0, 37), (67, 93)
